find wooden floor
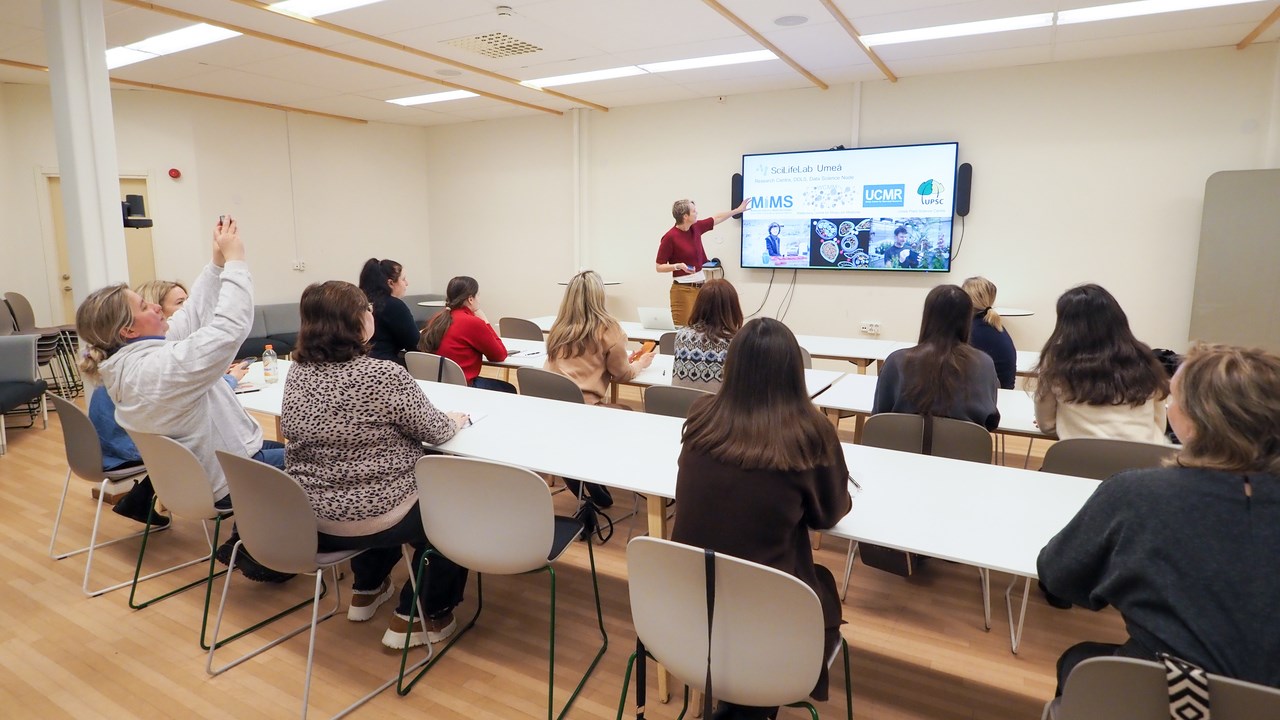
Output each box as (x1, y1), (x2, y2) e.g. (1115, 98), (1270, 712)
(0, 385), (1127, 719)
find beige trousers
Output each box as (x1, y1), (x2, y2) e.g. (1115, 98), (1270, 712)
(669, 282), (701, 327)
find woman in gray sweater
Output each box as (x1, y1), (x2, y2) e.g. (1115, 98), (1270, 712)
(872, 284), (1000, 430)
(1038, 344), (1280, 695)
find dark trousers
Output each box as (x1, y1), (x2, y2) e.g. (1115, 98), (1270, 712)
(1055, 638), (1152, 696)
(470, 376), (516, 393)
(318, 502), (468, 619)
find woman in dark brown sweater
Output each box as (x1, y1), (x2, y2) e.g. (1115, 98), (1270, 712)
(671, 317), (852, 719)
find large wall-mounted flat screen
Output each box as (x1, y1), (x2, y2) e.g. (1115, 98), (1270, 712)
(741, 142), (959, 272)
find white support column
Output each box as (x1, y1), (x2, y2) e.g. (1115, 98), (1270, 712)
(43, 0), (128, 301)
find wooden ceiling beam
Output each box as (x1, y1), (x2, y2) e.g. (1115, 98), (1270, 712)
(817, 0), (897, 83)
(225, 0), (609, 112)
(112, 0), (563, 115)
(0, 57), (367, 123)
(1237, 4), (1280, 50)
(700, 0), (829, 90)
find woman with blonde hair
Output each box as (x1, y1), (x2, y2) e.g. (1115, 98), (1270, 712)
(136, 279), (189, 318)
(962, 276), (1017, 389)
(1038, 344), (1280, 696)
(544, 270), (654, 406)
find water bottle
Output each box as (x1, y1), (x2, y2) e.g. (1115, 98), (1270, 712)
(262, 344), (278, 384)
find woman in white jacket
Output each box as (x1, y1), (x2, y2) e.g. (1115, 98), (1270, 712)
(76, 217), (288, 582)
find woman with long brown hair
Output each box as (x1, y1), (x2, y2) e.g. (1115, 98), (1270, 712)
(872, 284), (1000, 429)
(672, 318), (851, 718)
(418, 276), (513, 392)
(544, 270), (654, 405)
(1033, 284), (1169, 442)
(672, 278), (743, 392)
(1038, 344), (1280, 697)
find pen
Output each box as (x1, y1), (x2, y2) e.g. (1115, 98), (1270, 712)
(847, 473), (862, 490)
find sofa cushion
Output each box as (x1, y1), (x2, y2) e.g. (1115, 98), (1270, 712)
(403, 294), (445, 329)
(260, 303), (300, 337)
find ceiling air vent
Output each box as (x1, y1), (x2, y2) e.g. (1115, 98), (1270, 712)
(443, 32), (542, 59)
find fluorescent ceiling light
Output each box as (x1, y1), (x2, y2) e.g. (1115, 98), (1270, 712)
(105, 47), (155, 70)
(126, 24), (241, 56)
(522, 66), (646, 89)
(861, 13), (1054, 47)
(1058, 0), (1266, 25)
(638, 50), (776, 73)
(387, 90), (478, 106)
(269, 0), (385, 19)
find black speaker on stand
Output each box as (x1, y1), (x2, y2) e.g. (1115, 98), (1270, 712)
(956, 163), (973, 217)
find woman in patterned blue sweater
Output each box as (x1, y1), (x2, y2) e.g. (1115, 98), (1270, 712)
(672, 279), (743, 392)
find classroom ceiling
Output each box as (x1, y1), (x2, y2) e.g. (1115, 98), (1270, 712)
(1, 0), (1277, 126)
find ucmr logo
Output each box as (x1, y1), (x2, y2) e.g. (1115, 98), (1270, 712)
(917, 179), (947, 206)
(863, 184), (904, 208)
(750, 195), (793, 209)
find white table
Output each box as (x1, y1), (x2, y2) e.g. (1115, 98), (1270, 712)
(239, 367), (1091, 657)
(992, 306), (1034, 317)
(493, 338), (843, 399)
(416, 300), (447, 307)
(812, 373), (1043, 440)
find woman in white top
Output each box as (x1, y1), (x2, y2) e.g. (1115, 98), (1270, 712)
(1033, 284), (1169, 443)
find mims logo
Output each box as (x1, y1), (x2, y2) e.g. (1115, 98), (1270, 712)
(917, 179), (947, 206)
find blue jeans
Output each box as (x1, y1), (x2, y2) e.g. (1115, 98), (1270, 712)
(251, 439), (286, 470)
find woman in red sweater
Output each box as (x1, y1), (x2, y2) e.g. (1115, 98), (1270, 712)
(418, 276), (516, 393)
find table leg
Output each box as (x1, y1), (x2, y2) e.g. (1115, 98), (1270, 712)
(979, 567), (991, 631)
(646, 494), (670, 702)
(610, 382), (620, 405)
(853, 414), (865, 444)
(825, 407), (840, 429)
(851, 359), (870, 375)
(1004, 576), (1031, 654)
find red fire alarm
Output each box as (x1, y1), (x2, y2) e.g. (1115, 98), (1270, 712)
(168, 168), (182, 179)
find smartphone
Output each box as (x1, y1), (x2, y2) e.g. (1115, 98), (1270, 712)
(630, 340), (656, 362)
(238, 356), (257, 366)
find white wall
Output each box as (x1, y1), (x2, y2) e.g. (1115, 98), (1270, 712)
(0, 83), (432, 324)
(5, 42), (1277, 351)
(426, 43), (1280, 353)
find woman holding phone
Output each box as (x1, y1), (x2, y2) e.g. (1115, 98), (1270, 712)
(544, 270), (654, 407)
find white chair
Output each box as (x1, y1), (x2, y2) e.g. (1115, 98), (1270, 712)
(46, 393), (157, 597)
(394, 456), (607, 720)
(499, 316), (544, 341)
(619, 537), (853, 719)
(404, 351), (467, 386)
(658, 331), (677, 355)
(643, 384), (713, 419)
(1046, 656), (1280, 720)
(845, 413), (996, 633)
(125, 432), (236, 648)
(516, 366), (585, 403)
(1040, 438), (1177, 480)
(209, 451), (428, 719)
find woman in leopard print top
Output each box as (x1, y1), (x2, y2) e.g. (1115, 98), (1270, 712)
(283, 280), (470, 649)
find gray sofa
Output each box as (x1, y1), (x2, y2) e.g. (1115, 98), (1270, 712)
(236, 293), (443, 359)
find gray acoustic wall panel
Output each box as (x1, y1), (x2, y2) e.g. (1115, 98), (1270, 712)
(1189, 169), (1280, 353)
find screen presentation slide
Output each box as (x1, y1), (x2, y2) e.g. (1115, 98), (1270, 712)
(740, 143), (958, 272)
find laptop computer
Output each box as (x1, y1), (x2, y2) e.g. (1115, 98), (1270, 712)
(637, 306), (676, 331)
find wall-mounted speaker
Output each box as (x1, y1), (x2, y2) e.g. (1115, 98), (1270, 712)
(956, 162), (973, 217)
(730, 172), (743, 219)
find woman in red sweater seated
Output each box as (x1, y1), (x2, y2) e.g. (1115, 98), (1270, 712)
(418, 276), (516, 393)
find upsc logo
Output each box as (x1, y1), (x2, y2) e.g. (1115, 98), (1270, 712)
(917, 179), (947, 206)
(863, 184), (904, 208)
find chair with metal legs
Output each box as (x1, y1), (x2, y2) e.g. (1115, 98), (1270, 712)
(618, 537), (853, 720)
(841, 413), (997, 634)
(209, 451), (431, 719)
(46, 393), (159, 597)
(404, 351), (467, 386)
(395, 455), (608, 720)
(126, 432), (236, 648)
